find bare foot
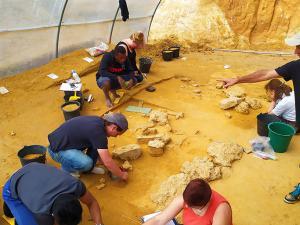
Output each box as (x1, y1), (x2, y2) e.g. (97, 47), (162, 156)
(106, 99), (113, 108)
(111, 90), (120, 99)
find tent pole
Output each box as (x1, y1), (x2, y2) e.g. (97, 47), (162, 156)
(147, 0), (162, 42)
(56, 0), (69, 58)
(109, 7), (120, 44)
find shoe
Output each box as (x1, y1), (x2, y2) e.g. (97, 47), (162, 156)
(91, 167), (105, 175)
(70, 172), (80, 178)
(284, 183), (300, 204)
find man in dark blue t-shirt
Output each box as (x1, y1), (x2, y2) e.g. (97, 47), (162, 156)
(2, 163), (103, 225)
(96, 45), (135, 107)
(48, 113), (129, 181)
(220, 33), (300, 204)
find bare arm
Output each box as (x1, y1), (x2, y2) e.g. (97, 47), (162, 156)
(98, 149), (128, 180)
(220, 69), (280, 88)
(80, 190), (103, 224)
(143, 196), (184, 225)
(268, 101), (276, 114)
(212, 203), (232, 225)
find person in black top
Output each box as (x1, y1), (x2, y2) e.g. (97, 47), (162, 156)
(116, 31), (145, 83)
(2, 163), (103, 225)
(219, 33), (300, 204)
(48, 113), (129, 181)
(96, 45), (135, 107)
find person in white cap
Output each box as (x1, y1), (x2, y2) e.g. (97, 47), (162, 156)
(48, 113), (129, 181)
(219, 33), (300, 204)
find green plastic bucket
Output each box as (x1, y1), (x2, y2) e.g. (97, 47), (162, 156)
(268, 122), (295, 153)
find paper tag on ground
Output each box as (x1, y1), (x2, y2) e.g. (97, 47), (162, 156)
(141, 212), (177, 225)
(47, 73), (59, 80)
(83, 57), (94, 63)
(0, 86), (9, 94)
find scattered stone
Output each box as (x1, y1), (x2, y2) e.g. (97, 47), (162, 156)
(112, 144), (142, 160)
(194, 130), (200, 135)
(180, 77), (191, 82)
(207, 142), (244, 167)
(224, 86), (246, 98)
(193, 89), (201, 94)
(99, 178), (105, 183)
(149, 110), (168, 125)
(235, 101), (250, 114)
(92, 107), (100, 111)
(192, 84), (199, 87)
(122, 160), (133, 170)
(245, 97), (262, 110)
(225, 112), (232, 119)
(136, 134), (164, 144)
(219, 97), (242, 109)
(9, 131), (16, 136)
(243, 148), (252, 154)
(181, 157), (222, 181)
(142, 127), (158, 135)
(165, 124), (173, 132)
(148, 139), (165, 157)
(216, 82), (224, 89)
(180, 85), (186, 88)
(96, 183), (105, 190)
(1, 159), (6, 163)
(135, 122), (155, 132)
(167, 111), (184, 120)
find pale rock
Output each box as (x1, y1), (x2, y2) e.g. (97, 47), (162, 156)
(112, 144), (142, 160)
(192, 84), (199, 87)
(207, 142), (244, 167)
(219, 97), (242, 109)
(136, 134), (164, 144)
(180, 77), (191, 82)
(148, 139), (165, 148)
(96, 183), (105, 190)
(142, 127), (158, 135)
(122, 160), (133, 170)
(235, 101), (250, 114)
(225, 112), (232, 118)
(216, 82), (224, 89)
(149, 110), (168, 125)
(245, 97), (262, 110)
(193, 89), (201, 94)
(224, 86), (246, 98)
(99, 178), (105, 183)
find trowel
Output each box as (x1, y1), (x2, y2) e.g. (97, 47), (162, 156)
(69, 91), (80, 101)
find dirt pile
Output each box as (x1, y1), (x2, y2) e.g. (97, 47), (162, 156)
(207, 142), (244, 167)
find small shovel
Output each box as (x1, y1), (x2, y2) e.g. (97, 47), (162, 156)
(69, 91), (80, 101)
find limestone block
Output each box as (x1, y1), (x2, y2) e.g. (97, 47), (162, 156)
(112, 144), (142, 160)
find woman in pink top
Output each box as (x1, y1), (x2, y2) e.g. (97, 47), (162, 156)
(144, 179), (232, 225)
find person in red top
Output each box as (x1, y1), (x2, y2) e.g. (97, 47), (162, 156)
(143, 179), (232, 225)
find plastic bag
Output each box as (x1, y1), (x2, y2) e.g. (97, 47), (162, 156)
(250, 136), (276, 160)
(85, 42), (109, 57)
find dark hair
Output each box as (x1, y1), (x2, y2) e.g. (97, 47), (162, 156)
(183, 179), (212, 207)
(265, 79), (292, 102)
(114, 45), (126, 55)
(52, 194), (82, 225)
(104, 120), (123, 132)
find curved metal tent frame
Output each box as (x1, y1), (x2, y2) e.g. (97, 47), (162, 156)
(55, 0), (162, 57)
(0, 0), (162, 76)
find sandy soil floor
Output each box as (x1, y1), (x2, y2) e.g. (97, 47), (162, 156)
(0, 49), (300, 225)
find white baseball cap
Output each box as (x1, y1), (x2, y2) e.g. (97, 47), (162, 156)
(285, 33), (300, 46)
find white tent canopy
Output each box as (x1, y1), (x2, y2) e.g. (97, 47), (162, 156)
(0, 0), (161, 77)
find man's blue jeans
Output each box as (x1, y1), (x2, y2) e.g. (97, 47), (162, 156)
(2, 179), (38, 225)
(48, 148), (93, 173)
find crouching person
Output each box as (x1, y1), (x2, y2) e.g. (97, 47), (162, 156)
(96, 45), (136, 108)
(2, 163), (103, 225)
(48, 113), (129, 180)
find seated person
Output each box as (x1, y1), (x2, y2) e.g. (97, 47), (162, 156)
(48, 113), (129, 181)
(96, 45), (136, 108)
(257, 79), (297, 135)
(116, 31), (145, 83)
(143, 178), (232, 225)
(2, 163), (103, 225)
